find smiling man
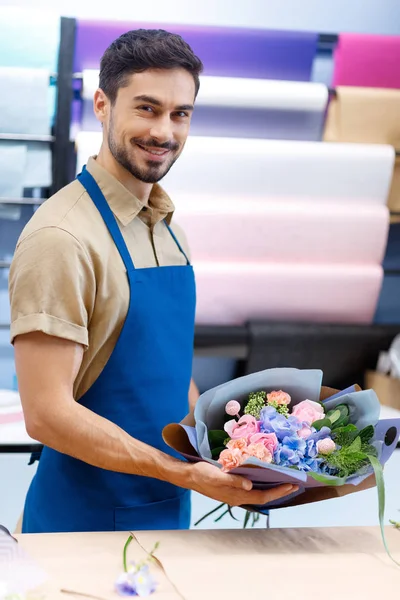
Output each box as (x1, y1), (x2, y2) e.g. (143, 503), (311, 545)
(9, 29), (296, 533)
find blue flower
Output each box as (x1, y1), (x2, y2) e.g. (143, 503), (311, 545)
(298, 457), (324, 472)
(282, 435), (306, 456)
(274, 444), (299, 466)
(132, 566), (157, 597)
(305, 438), (318, 458)
(269, 414), (302, 441)
(115, 565), (157, 597)
(274, 433), (307, 466)
(307, 426), (332, 444)
(259, 406), (278, 434)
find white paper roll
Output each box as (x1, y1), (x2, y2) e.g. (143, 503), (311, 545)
(0, 67), (51, 135)
(24, 143), (52, 188)
(82, 69), (100, 101)
(82, 70), (328, 111)
(162, 137), (395, 204)
(198, 76), (328, 111)
(0, 7), (60, 71)
(0, 141), (51, 191)
(75, 131), (102, 173)
(75, 133), (395, 205)
(175, 198), (389, 264)
(0, 144), (27, 198)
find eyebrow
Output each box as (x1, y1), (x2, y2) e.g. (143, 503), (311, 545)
(133, 94), (194, 111)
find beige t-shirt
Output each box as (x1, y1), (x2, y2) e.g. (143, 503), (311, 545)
(8, 156), (191, 400)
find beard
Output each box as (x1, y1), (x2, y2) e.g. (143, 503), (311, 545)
(107, 114), (181, 184)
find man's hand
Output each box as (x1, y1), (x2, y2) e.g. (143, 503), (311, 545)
(186, 461), (298, 506)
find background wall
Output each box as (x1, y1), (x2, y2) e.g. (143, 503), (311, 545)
(0, 0), (400, 34)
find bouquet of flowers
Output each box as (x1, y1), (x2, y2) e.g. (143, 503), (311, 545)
(214, 391), (378, 480)
(163, 368), (400, 557)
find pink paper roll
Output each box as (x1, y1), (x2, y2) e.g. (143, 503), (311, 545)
(193, 262), (383, 325)
(176, 199), (389, 264)
(333, 34), (400, 89)
(0, 411), (24, 425)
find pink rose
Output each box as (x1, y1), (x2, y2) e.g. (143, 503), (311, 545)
(227, 438), (248, 451)
(247, 443), (273, 463)
(292, 400), (324, 425)
(225, 400), (241, 417)
(249, 432), (278, 454)
(267, 390), (291, 406)
(317, 438), (336, 455)
(298, 425), (313, 439)
(224, 415), (259, 440)
(218, 448), (249, 472)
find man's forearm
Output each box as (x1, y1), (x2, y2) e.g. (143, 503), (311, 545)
(30, 397), (193, 489)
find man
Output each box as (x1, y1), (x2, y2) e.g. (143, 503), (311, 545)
(9, 29), (296, 533)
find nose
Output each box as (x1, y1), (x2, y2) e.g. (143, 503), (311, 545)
(149, 114), (174, 144)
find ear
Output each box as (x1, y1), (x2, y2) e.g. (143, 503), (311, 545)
(93, 88), (109, 124)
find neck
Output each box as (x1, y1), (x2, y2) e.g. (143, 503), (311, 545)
(96, 143), (152, 205)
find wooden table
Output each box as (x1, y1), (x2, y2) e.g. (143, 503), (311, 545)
(15, 527), (400, 600)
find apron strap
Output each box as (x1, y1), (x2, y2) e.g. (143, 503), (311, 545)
(164, 221), (190, 265)
(78, 165), (190, 269)
(77, 166), (136, 272)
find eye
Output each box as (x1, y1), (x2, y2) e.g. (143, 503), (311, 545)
(138, 105), (154, 113)
(174, 111), (189, 119)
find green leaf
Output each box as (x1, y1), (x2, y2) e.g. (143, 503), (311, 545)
(363, 444), (378, 458)
(348, 436), (362, 452)
(331, 405), (350, 429)
(368, 454), (400, 567)
(208, 430), (228, 449)
(308, 471), (347, 486)
(326, 409), (341, 424)
(359, 425), (375, 445)
(211, 446), (226, 459)
(336, 404), (350, 417)
(312, 418), (332, 431)
(332, 424), (359, 447)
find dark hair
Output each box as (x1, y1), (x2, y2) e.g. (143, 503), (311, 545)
(99, 29), (203, 104)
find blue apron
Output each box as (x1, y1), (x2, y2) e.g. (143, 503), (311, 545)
(22, 167), (196, 533)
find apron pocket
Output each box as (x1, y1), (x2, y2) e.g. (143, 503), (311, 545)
(114, 491), (190, 531)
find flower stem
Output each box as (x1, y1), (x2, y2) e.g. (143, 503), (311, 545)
(123, 534), (133, 573)
(214, 509), (230, 523)
(194, 502), (226, 526)
(227, 506), (239, 521)
(243, 510), (251, 528)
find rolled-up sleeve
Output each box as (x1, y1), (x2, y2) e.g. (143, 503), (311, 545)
(9, 226), (96, 348)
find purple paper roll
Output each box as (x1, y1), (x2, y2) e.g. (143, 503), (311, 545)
(74, 20), (317, 81)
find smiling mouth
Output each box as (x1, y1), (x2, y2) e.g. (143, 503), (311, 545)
(136, 143), (171, 158)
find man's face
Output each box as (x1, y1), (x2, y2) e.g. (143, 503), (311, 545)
(100, 68), (195, 183)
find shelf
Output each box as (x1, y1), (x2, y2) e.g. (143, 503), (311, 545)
(0, 197), (43, 205)
(0, 133), (54, 143)
(194, 325), (248, 358)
